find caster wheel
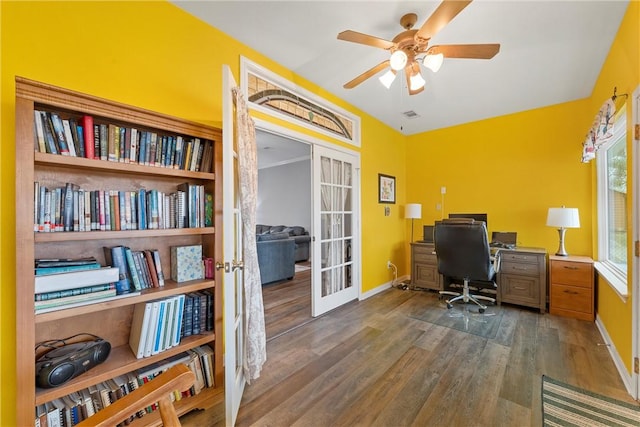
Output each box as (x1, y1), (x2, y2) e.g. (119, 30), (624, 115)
(446, 303), (453, 309)
(479, 308), (485, 314)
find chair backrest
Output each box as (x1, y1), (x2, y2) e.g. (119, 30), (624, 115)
(75, 364), (195, 427)
(434, 219), (495, 282)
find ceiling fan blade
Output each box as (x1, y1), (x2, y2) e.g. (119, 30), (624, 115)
(404, 66), (424, 96)
(427, 44), (500, 59)
(337, 30), (395, 50)
(343, 60), (390, 89)
(416, 0), (473, 41)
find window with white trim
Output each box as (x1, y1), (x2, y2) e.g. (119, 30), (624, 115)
(596, 106), (627, 284)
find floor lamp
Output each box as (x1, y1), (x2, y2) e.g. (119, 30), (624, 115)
(406, 203), (422, 242)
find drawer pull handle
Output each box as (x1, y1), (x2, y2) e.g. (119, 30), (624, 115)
(563, 290), (579, 295)
(513, 267), (528, 270)
(514, 286), (526, 290)
(563, 266), (579, 270)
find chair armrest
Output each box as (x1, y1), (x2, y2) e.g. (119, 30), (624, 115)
(76, 364), (195, 427)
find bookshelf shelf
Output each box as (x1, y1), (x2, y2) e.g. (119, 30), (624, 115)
(16, 77), (224, 425)
(34, 227), (215, 243)
(35, 151), (216, 180)
(35, 279), (215, 323)
(35, 333), (215, 405)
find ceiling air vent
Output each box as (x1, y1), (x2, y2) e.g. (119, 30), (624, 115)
(402, 110), (420, 119)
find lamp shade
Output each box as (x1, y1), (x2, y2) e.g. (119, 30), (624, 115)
(406, 203), (422, 219)
(546, 207), (580, 228)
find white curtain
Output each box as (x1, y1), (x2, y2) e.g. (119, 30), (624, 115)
(232, 87), (266, 382)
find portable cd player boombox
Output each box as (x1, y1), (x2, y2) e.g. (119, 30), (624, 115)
(35, 338), (111, 388)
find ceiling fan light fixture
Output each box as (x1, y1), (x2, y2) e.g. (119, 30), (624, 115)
(423, 53), (444, 73)
(379, 69), (397, 89)
(389, 50), (408, 71)
(409, 70), (426, 91)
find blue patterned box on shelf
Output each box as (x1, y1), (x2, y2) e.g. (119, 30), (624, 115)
(171, 245), (204, 283)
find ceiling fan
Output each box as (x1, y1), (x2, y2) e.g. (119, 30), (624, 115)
(337, 0), (500, 95)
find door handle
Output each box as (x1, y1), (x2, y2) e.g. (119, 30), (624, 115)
(216, 261), (230, 272)
(232, 260), (244, 271)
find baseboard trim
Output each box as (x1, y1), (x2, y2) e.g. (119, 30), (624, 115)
(360, 275), (410, 300)
(595, 313), (635, 398)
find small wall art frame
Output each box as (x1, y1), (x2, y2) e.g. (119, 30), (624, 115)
(378, 174), (396, 204)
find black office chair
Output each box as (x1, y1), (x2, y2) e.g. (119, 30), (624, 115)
(434, 219), (499, 313)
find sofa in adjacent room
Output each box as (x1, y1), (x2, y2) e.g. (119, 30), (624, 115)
(256, 224), (311, 262)
(256, 231), (295, 285)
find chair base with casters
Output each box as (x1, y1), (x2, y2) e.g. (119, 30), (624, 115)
(439, 278), (496, 313)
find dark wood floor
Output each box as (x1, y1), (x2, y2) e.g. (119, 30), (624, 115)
(181, 286), (637, 427)
(262, 264), (312, 340)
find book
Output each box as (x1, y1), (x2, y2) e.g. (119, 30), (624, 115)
(143, 250), (159, 288)
(152, 299), (167, 355)
(35, 256), (98, 268)
(152, 249), (165, 287)
(35, 262), (101, 276)
(34, 110), (46, 153)
(123, 247), (143, 291)
(35, 282), (115, 301)
(49, 113), (70, 155)
(41, 111), (58, 154)
(34, 288), (117, 309)
(143, 300), (161, 358)
(104, 246), (133, 295)
(62, 119), (77, 156)
(172, 294), (185, 346)
(34, 292), (140, 314)
(34, 266), (119, 294)
(79, 115), (95, 159)
(129, 302), (153, 359)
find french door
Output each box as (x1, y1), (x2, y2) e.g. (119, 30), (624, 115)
(312, 145), (360, 316)
(222, 65), (245, 425)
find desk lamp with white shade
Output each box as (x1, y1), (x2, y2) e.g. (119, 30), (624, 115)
(546, 206), (580, 256)
(406, 203), (422, 242)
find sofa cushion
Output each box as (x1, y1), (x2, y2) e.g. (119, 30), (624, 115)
(257, 231), (290, 241)
(283, 226), (306, 236)
(269, 225), (286, 233)
(256, 224), (271, 235)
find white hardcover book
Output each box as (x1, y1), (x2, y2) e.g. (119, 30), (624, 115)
(151, 299), (167, 355)
(129, 302), (153, 359)
(163, 296), (177, 350)
(35, 267), (119, 294)
(144, 301), (161, 357)
(173, 294), (185, 346)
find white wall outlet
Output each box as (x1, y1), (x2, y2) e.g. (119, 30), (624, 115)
(387, 260), (392, 269)
(436, 203), (442, 211)
(441, 186), (447, 194)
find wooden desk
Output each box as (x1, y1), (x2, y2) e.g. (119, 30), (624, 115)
(410, 243), (547, 313)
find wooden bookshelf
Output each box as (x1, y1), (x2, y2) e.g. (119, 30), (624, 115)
(15, 77), (224, 426)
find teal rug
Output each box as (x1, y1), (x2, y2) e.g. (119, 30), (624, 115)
(542, 375), (640, 426)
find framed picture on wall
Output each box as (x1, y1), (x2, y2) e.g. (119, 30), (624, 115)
(378, 174), (396, 204)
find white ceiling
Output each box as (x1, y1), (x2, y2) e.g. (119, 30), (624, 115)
(174, 0), (629, 137)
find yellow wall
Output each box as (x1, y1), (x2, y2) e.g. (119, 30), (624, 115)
(588, 0), (639, 375)
(0, 1), (407, 422)
(405, 99), (594, 262)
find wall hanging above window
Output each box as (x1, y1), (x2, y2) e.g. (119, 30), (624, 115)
(582, 87), (628, 163)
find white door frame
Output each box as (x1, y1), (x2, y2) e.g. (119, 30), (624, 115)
(222, 65), (245, 426)
(253, 118), (362, 315)
(632, 84), (640, 400)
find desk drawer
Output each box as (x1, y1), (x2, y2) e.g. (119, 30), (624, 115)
(551, 261), (592, 288)
(412, 245), (434, 256)
(501, 261), (540, 276)
(414, 252), (436, 264)
(551, 284), (592, 314)
(500, 252), (540, 264)
(500, 274), (540, 305)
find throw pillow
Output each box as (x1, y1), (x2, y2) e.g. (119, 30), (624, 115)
(283, 226), (305, 236)
(257, 231), (290, 241)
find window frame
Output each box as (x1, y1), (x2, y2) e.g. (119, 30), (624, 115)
(595, 106), (628, 297)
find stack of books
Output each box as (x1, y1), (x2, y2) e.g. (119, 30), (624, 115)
(34, 258), (137, 313)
